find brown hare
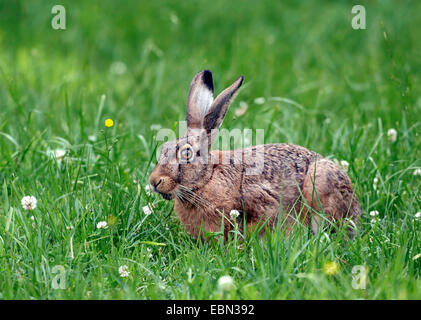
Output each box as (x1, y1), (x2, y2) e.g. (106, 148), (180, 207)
(149, 70), (361, 240)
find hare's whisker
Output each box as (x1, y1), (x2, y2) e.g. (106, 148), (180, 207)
(179, 185), (212, 208)
(177, 187), (207, 214)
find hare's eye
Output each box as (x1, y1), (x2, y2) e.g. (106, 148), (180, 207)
(179, 145), (194, 161)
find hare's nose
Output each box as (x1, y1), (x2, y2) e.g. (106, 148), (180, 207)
(151, 178), (163, 191)
(154, 178), (163, 188)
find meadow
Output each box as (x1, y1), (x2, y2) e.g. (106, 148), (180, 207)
(0, 0), (420, 299)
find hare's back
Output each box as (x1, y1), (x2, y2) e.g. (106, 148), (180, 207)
(246, 143), (319, 180)
(237, 143), (319, 194)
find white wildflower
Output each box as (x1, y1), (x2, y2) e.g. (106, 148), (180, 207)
(253, 97), (265, 105)
(143, 205), (153, 216)
(387, 128), (397, 143)
(217, 275), (235, 291)
(47, 148), (66, 162)
(370, 218), (380, 227)
(54, 149), (66, 159)
(415, 212), (421, 221)
(118, 265), (130, 278)
(21, 196), (37, 211)
(66, 225), (74, 230)
(146, 247), (153, 258)
(229, 209), (240, 220)
(324, 117), (331, 125)
(413, 168), (421, 176)
(235, 101), (248, 117)
(369, 210), (380, 226)
(30, 216), (36, 229)
(96, 221), (108, 229)
(110, 61), (127, 75)
(88, 135), (97, 142)
(144, 185), (152, 196)
(373, 177), (379, 190)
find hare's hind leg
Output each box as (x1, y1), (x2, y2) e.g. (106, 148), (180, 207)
(301, 159), (361, 238)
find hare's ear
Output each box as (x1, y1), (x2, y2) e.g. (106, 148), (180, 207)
(186, 70), (214, 129)
(203, 75), (243, 132)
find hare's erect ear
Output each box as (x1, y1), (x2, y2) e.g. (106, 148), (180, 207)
(186, 70), (214, 129)
(203, 75), (244, 132)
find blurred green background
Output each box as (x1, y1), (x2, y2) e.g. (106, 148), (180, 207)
(1, 0), (420, 147)
(0, 0), (420, 299)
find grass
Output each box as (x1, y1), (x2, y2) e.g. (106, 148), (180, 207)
(0, 0), (421, 299)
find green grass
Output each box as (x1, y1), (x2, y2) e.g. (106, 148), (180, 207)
(0, 0), (421, 299)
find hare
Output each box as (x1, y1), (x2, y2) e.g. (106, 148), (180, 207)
(149, 70), (361, 239)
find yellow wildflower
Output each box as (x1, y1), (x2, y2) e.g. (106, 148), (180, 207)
(323, 261), (340, 276)
(105, 118), (114, 127)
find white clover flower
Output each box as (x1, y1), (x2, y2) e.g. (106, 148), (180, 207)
(387, 128), (397, 143)
(217, 275), (235, 291)
(29, 216), (36, 228)
(47, 148), (66, 162)
(143, 205), (153, 216)
(415, 212), (421, 221)
(21, 196), (37, 211)
(235, 101), (248, 117)
(324, 117), (331, 125)
(229, 209), (240, 220)
(88, 135), (97, 142)
(96, 221), (108, 229)
(370, 218), (379, 227)
(253, 97), (265, 105)
(413, 168), (421, 176)
(144, 185), (152, 196)
(373, 177), (379, 190)
(369, 210), (379, 217)
(110, 61), (127, 75)
(118, 265), (130, 278)
(146, 247), (153, 258)
(54, 149), (66, 159)
(66, 225), (74, 230)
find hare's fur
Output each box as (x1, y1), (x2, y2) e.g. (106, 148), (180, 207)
(149, 70), (361, 239)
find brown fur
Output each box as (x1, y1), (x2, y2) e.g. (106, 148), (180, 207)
(149, 70), (361, 240)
